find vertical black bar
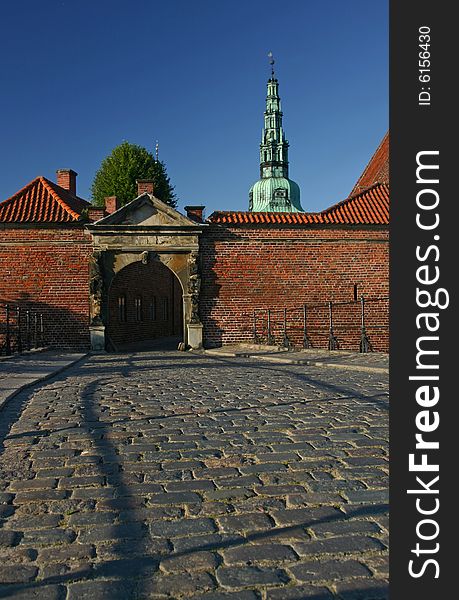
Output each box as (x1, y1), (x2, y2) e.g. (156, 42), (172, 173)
(171, 270), (175, 335)
(303, 303), (311, 349)
(303, 304), (307, 348)
(26, 310), (30, 350)
(267, 309), (274, 345)
(40, 314), (44, 347)
(328, 301), (338, 350)
(5, 304), (11, 355)
(33, 313), (37, 348)
(17, 306), (22, 354)
(391, 2), (453, 598)
(253, 310), (257, 344)
(359, 295), (371, 353)
(282, 307), (290, 349)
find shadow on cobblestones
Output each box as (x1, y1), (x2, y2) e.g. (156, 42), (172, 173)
(0, 502), (388, 598)
(96, 352), (390, 408)
(76, 376), (161, 590)
(0, 387), (51, 454)
(0, 354), (388, 459)
(2, 391), (389, 450)
(0, 352), (388, 598)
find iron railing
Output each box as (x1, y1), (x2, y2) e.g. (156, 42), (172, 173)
(0, 304), (45, 356)
(252, 296), (389, 353)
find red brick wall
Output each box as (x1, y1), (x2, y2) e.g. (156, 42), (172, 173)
(107, 260), (183, 349)
(200, 224), (389, 352)
(0, 226), (93, 350)
(0, 222), (389, 353)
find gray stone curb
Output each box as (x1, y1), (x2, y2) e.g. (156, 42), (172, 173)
(308, 360), (388, 374)
(0, 353), (88, 411)
(202, 349), (388, 374)
(253, 354), (388, 374)
(0, 346), (50, 362)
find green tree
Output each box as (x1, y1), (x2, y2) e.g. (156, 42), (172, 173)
(91, 141), (177, 208)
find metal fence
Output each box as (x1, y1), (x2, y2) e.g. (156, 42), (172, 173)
(0, 304), (45, 356)
(252, 296), (389, 353)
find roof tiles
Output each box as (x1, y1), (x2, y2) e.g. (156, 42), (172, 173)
(208, 182), (389, 226)
(0, 177), (90, 223)
(350, 132), (389, 195)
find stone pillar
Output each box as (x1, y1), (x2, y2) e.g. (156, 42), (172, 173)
(89, 251), (106, 351)
(90, 325), (106, 351)
(187, 323), (203, 349)
(186, 251), (203, 349)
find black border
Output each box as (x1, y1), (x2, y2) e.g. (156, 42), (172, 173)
(390, 2), (455, 596)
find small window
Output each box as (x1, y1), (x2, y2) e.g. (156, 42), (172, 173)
(118, 296), (126, 322)
(134, 297), (143, 322)
(149, 297), (156, 321)
(353, 284), (358, 302)
(162, 298), (169, 321)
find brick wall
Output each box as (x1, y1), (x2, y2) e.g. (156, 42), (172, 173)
(200, 224), (389, 352)
(0, 226), (93, 350)
(107, 260), (183, 349)
(0, 221), (389, 353)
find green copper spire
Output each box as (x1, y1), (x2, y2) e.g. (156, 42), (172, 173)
(249, 54), (303, 212)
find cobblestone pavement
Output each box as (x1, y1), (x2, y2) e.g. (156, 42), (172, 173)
(0, 351), (389, 599)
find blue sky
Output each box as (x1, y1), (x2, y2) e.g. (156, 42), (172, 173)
(0, 0), (388, 215)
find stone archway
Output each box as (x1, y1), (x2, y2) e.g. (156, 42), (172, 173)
(86, 193), (206, 351)
(106, 258), (183, 351)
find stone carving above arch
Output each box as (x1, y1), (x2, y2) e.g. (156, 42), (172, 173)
(89, 251), (104, 326)
(187, 251), (201, 325)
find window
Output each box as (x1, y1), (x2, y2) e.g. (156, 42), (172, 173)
(118, 296), (126, 322)
(353, 284), (358, 302)
(149, 297), (156, 321)
(162, 298), (169, 321)
(134, 297), (143, 321)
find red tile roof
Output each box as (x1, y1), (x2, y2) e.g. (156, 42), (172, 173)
(350, 132), (389, 195)
(0, 176), (90, 223)
(208, 182), (389, 226)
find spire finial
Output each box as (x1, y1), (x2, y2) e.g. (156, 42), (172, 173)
(268, 51), (275, 78)
(155, 140), (159, 161)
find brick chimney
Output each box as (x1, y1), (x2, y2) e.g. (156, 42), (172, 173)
(137, 180), (155, 195)
(184, 205), (205, 223)
(56, 169), (78, 195)
(87, 207), (105, 222)
(104, 196), (120, 214)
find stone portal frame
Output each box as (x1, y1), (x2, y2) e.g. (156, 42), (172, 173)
(86, 205), (206, 351)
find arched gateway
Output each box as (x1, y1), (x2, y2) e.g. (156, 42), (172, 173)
(106, 260), (183, 351)
(86, 190), (206, 351)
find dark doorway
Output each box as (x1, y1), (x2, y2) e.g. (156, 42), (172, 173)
(106, 260), (183, 351)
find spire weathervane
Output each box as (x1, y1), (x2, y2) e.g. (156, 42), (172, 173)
(268, 51), (275, 78)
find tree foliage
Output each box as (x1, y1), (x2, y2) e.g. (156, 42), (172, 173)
(91, 141), (177, 208)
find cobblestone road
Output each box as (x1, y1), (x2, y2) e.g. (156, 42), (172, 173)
(0, 352), (389, 599)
